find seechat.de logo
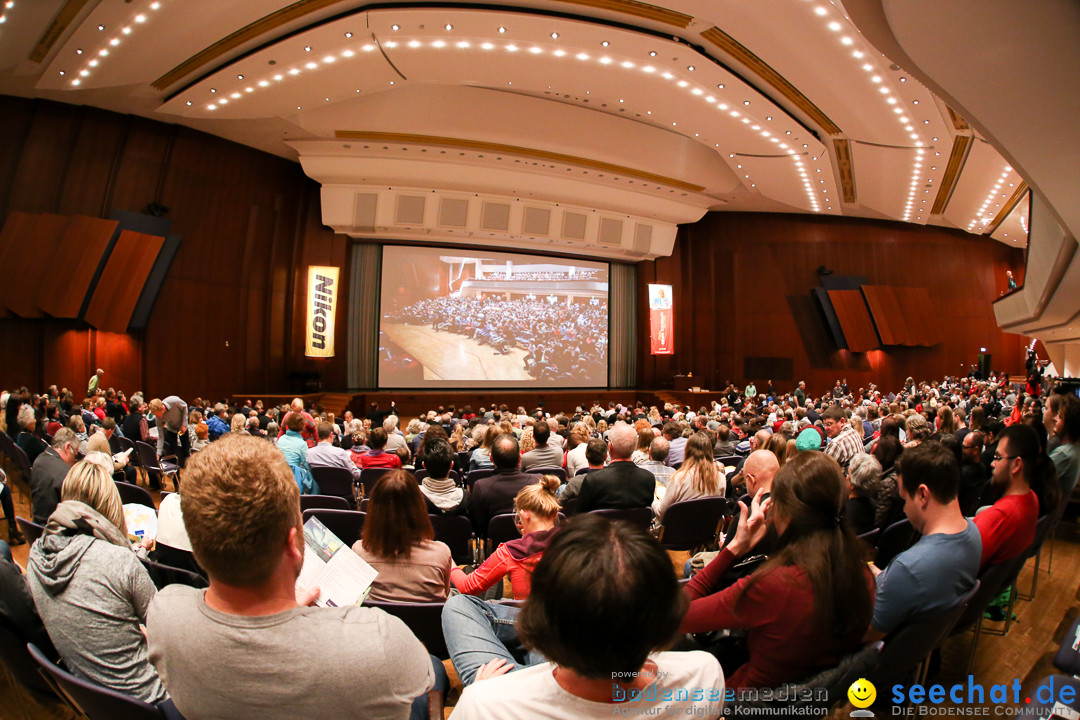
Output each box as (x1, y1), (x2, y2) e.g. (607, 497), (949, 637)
(848, 678), (877, 717)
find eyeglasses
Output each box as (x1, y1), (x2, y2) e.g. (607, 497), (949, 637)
(992, 454), (1018, 463)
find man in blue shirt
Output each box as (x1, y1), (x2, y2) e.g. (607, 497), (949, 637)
(866, 441), (981, 640)
(206, 404), (230, 440)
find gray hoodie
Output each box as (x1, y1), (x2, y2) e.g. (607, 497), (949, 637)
(27, 501), (167, 704)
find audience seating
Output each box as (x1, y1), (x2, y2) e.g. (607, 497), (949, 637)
(139, 558), (208, 590)
(656, 497), (729, 552)
(113, 435), (141, 470)
(135, 441), (179, 491)
(870, 580), (980, 702)
(300, 494), (351, 512)
(559, 497), (578, 515)
(874, 518), (919, 569)
(1020, 507), (1063, 601)
(301, 508), (366, 546)
(453, 451), (470, 474)
(486, 513), (520, 556)
(2, 439), (31, 502)
(715, 455), (741, 468)
(0, 617), (58, 702)
(413, 468), (460, 483)
(528, 467), (566, 482)
(363, 600), (449, 660)
(154, 543), (205, 579)
(16, 516), (45, 546)
(464, 468), (496, 490)
(27, 642), (170, 720)
(949, 554), (1029, 673)
(589, 506), (653, 531)
(1053, 617), (1080, 676)
(309, 466), (356, 508)
(115, 481), (156, 510)
(429, 514), (477, 565)
(857, 527), (881, 546)
(358, 468), (392, 497)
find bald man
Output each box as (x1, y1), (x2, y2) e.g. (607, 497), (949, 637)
(277, 398), (317, 448)
(742, 450), (780, 499)
(576, 422), (656, 513)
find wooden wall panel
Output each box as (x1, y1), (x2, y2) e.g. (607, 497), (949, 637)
(57, 108), (129, 217)
(9, 213), (69, 318)
(41, 215), (119, 319)
(109, 117), (174, 215)
(84, 230), (164, 332)
(637, 213), (1028, 396)
(6, 103), (80, 214)
(0, 212), (37, 318)
(828, 289), (880, 351)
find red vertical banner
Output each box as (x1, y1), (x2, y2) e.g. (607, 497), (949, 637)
(649, 284), (674, 355)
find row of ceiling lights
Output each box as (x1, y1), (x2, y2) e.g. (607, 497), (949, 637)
(0, 0), (14, 27)
(810, 1), (930, 221)
(59, 1), (163, 86)
(968, 166), (1015, 233)
(194, 23), (822, 209)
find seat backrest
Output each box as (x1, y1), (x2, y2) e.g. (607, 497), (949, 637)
(429, 514), (475, 565)
(1025, 513), (1055, 561)
(454, 451), (470, 474)
(301, 508), (366, 546)
(154, 543), (206, 579)
(7, 441), (31, 481)
(857, 527), (881, 546)
(139, 557), (208, 590)
(0, 618), (56, 698)
(874, 518), (919, 569)
(657, 496), (728, 550)
(359, 467), (391, 496)
(114, 481), (156, 510)
(1054, 618), (1080, 676)
(715, 455), (741, 467)
(114, 436), (141, 468)
(529, 467), (567, 482)
(465, 468), (496, 490)
(364, 601), (448, 659)
(589, 506), (653, 530)
(300, 494), (351, 512)
(16, 516), (45, 546)
(309, 466), (355, 506)
(954, 555), (1027, 632)
(27, 642), (165, 720)
(487, 513), (520, 550)
(560, 497), (578, 515)
(872, 579), (980, 691)
(134, 441), (161, 472)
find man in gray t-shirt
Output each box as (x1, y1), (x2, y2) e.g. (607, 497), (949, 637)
(866, 441), (982, 640)
(147, 435), (434, 719)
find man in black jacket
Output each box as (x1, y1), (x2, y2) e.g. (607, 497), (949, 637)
(30, 428), (78, 524)
(576, 422), (655, 513)
(470, 434), (538, 536)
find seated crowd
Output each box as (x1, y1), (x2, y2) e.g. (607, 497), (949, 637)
(0, 367), (1076, 717)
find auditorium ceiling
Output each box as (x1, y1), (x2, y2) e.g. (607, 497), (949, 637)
(0, 0), (1036, 254)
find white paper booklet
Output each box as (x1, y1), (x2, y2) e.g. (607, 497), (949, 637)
(296, 516), (378, 608)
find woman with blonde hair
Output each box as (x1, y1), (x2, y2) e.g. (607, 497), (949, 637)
(451, 475), (561, 599)
(653, 432), (726, 523)
(230, 413), (248, 435)
(27, 460), (170, 705)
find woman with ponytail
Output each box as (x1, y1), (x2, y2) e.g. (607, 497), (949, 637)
(680, 451), (873, 689)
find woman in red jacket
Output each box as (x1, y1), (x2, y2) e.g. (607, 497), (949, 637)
(681, 451), (873, 689)
(451, 474), (560, 599)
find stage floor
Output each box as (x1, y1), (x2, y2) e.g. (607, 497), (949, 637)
(383, 323), (534, 382)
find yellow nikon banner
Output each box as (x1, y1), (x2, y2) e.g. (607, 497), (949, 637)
(305, 266), (339, 357)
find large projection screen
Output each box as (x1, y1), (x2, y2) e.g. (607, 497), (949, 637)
(379, 246), (609, 388)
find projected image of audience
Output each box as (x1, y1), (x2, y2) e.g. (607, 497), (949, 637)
(379, 247), (609, 388)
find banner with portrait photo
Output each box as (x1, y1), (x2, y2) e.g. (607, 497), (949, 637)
(649, 284), (673, 355)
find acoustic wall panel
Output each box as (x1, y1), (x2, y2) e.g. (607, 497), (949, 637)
(40, 215), (119, 319)
(828, 289), (880, 352)
(861, 285), (903, 346)
(84, 230), (164, 333)
(11, 214), (70, 318)
(0, 212), (37, 318)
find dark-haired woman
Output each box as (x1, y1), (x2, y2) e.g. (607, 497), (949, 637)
(680, 451), (873, 689)
(353, 470), (451, 603)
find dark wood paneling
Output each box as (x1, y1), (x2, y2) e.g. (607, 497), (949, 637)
(41, 215), (119, 319)
(0, 211), (37, 318)
(862, 285), (902, 345)
(7, 102), (80, 214)
(57, 107), (129, 217)
(84, 230), (164, 332)
(638, 213), (1028, 396)
(829, 289), (880, 351)
(11, 213), (70, 318)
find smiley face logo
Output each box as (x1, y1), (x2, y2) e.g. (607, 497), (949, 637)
(848, 678), (876, 709)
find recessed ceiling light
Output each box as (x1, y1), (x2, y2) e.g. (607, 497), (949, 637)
(237, 74), (244, 79)
(445, 24), (453, 30)
(687, 65), (695, 71)
(97, 24), (104, 30)
(743, 100), (750, 105)
(827, 21), (841, 31)
(717, 83), (724, 89)
(76, 48), (83, 54)
(210, 88), (217, 93)
(900, 77), (907, 82)
(109, 38), (119, 46)
(498, 27), (506, 33)
(601, 41), (609, 47)
(649, 51), (657, 57)
(550, 32), (559, 39)
(304, 46), (311, 51)
(391, 24), (400, 31)
(186, 101), (192, 106)
(345, 32), (353, 38)
(134, 14), (146, 23)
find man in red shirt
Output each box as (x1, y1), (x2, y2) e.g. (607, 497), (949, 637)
(277, 398), (317, 448)
(976, 424), (1040, 569)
